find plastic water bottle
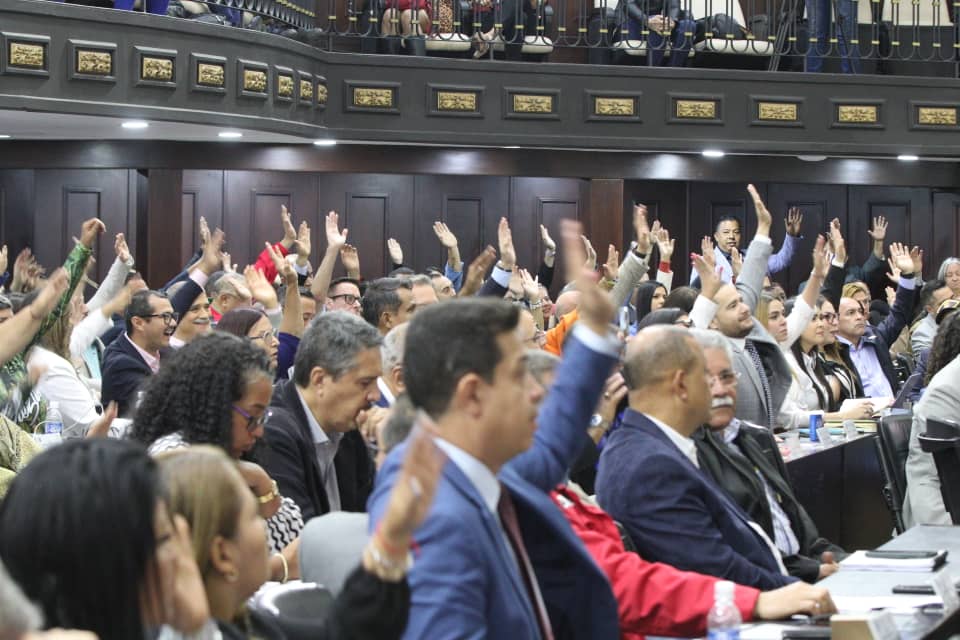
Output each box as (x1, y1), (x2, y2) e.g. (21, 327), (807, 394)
(707, 581), (741, 640)
(44, 401), (63, 435)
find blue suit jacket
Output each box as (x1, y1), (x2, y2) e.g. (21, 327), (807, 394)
(368, 333), (620, 640)
(595, 409), (797, 590)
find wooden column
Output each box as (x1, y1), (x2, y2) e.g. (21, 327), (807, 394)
(144, 169), (185, 287)
(586, 178), (625, 263)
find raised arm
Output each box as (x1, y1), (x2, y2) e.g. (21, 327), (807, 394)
(311, 211), (348, 302)
(738, 185), (774, 314)
(784, 235), (828, 348)
(611, 203), (653, 308)
(86, 233), (134, 312)
(0, 269), (68, 365)
(266, 242), (305, 338)
(767, 207), (802, 275)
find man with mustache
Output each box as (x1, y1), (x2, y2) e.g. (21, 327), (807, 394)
(690, 329), (846, 584)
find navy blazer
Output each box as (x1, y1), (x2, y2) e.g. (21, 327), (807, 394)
(596, 409), (797, 590)
(368, 332), (620, 640)
(100, 333), (153, 418)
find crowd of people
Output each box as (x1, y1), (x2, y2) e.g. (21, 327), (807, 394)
(0, 184), (958, 639)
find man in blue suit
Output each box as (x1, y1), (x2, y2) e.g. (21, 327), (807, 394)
(368, 238), (622, 638)
(596, 325), (798, 591)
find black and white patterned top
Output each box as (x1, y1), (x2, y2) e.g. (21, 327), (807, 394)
(147, 432), (304, 553)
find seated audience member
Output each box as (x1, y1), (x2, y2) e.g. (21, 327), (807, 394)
(409, 274), (440, 308)
(836, 242), (920, 398)
(618, 0), (696, 66)
(471, 0), (542, 58)
(100, 289), (176, 417)
(690, 186), (791, 429)
(207, 271), (253, 325)
(0, 439), (210, 640)
(131, 332), (303, 566)
(325, 277), (363, 315)
(910, 278), (954, 358)
(362, 277), (415, 334)
(159, 440), (442, 640)
(597, 325), (797, 590)
(377, 323), (408, 408)
(637, 307), (693, 330)
(910, 299), (960, 393)
(428, 271), (456, 300)
(0, 413), (40, 497)
(903, 313), (960, 527)
(369, 221), (623, 639)
(691, 330), (846, 583)
(690, 207), (801, 286)
(939, 257), (960, 297)
(818, 297), (865, 404)
(113, 0), (170, 13)
(631, 281), (667, 328)
(165, 280), (211, 349)
(299, 286), (318, 325)
(662, 285), (699, 313)
(262, 311), (381, 521)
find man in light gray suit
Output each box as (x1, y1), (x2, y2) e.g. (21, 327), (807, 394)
(689, 185), (792, 429)
(902, 352), (960, 527)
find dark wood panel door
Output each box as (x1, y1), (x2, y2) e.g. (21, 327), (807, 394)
(766, 183), (847, 294)
(509, 177), (585, 288)
(931, 191), (960, 279)
(0, 170), (35, 261)
(182, 170), (225, 259)
(223, 171), (319, 271)
(413, 175), (509, 274)
(32, 169), (135, 283)
(847, 186), (932, 278)
(623, 180), (689, 282)
(317, 174), (415, 280)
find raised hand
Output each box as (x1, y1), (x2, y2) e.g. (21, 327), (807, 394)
(633, 203), (652, 255)
(432, 221), (459, 249)
(746, 184), (772, 236)
(811, 234), (829, 279)
(507, 269), (524, 299)
(197, 224), (225, 276)
(387, 238), (404, 266)
(868, 216), (888, 242)
(828, 218), (847, 264)
(244, 265), (278, 308)
(602, 244), (619, 281)
(562, 219), (614, 335)
(221, 251), (236, 273)
(692, 252), (721, 301)
(325, 211), (348, 251)
(79, 218), (107, 250)
(910, 245), (923, 277)
(729, 246), (743, 278)
(167, 515), (212, 634)
(114, 233), (132, 264)
(236, 460), (281, 519)
(27, 268), (69, 320)
(497, 217), (516, 271)
(890, 241), (914, 275)
(280, 204), (297, 249)
(785, 207), (803, 237)
(540, 224), (556, 253)
(700, 236), (717, 271)
(296, 221), (311, 260)
(655, 226), (675, 263)
(266, 242), (297, 286)
(582, 235), (597, 271)
(340, 244), (360, 277)
(519, 268), (541, 302)
(885, 257), (901, 285)
(461, 246), (497, 297)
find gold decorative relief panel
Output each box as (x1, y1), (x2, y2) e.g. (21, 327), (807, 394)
(513, 94), (553, 113)
(317, 84), (328, 106)
(595, 97), (634, 116)
(837, 105), (878, 123)
(198, 63), (224, 87)
(300, 79), (314, 100)
(353, 87), (393, 107)
(243, 69), (267, 92)
(438, 91), (477, 111)
(9, 42), (43, 68)
(758, 102), (798, 121)
(918, 106), (957, 126)
(142, 57), (173, 82)
(675, 99), (716, 119)
(76, 50), (112, 75)
(278, 74), (294, 98)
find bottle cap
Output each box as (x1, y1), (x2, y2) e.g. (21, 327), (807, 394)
(715, 580), (735, 600)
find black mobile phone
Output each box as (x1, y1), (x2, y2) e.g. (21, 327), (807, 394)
(782, 627), (831, 639)
(892, 584), (935, 595)
(864, 550), (939, 559)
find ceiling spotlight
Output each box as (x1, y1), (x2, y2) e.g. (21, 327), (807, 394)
(503, 145), (521, 149)
(897, 154), (919, 161)
(121, 120), (149, 130)
(0, 134), (11, 140)
(797, 155), (827, 162)
(313, 139), (337, 146)
(702, 150), (725, 158)
(218, 131), (243, 139)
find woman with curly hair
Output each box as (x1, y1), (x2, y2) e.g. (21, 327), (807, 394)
(130, 331), (303, 582)
(923, 311), (960, 386)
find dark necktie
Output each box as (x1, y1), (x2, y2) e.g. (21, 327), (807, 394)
(497, 484), (555, 640)
(744, 339), (776, 428)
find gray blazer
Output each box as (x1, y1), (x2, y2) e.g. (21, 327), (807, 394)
(902, 353), (960, 528)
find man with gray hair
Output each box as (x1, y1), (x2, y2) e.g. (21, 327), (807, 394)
(376, 322), (409, 408)
(205, 271), (252, 324)
(262, 310), (383, 520)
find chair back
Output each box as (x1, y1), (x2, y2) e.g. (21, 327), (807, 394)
(299, 511), (370, 597)
(875, 413), (913, 533)
(918, 417), (960, 525)
(248, 581), (335, 640)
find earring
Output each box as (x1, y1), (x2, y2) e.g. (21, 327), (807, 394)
(224, 570), (239, 583)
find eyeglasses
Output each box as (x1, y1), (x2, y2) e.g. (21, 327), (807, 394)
(330, 293), (361, 306)
(708, 370), (740, 387)
(674, 318), (694, 328)
(250, 329), (278, 343)
(232, 405), (272, 432)
(140, 312), (180, 324)
(817, 312), (838, 323)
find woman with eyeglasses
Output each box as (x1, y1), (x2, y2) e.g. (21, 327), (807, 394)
(817, 298), (865, 405)
(130, 332), (304, 584)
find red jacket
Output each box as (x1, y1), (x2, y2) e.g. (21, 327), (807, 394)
(550, 486), (760, 640)
(254, 242), (291, 284)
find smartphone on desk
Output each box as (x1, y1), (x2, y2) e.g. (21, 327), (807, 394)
(864, 550), (941, 559)
(782, 627), (831, 639)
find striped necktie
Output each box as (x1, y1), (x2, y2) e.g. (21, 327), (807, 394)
(745, 339), (776, 428)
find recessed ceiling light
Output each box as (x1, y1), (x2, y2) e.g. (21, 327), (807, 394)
(503, 145), (521, 149)
(797, 155), (827, 162)
(313, 139), (337, 146)
(0, 134), (10, 139)
(121, 120), (149, 130)
(897, 154), (919, 161)
(702, 150), (725, 158)
(218, 131), (243, 139)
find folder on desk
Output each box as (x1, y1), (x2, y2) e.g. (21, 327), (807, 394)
(840, 550), (948, 572)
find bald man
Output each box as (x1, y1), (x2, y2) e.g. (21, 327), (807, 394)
(596, 326), (797, 590)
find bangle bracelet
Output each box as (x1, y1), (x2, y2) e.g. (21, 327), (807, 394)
(274, 552), (289, 584)
(257, 480), (279, 504)
(364, 541), (411, 582)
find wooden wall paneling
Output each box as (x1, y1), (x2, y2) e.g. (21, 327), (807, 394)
(622, 180), (688, 282)
(145, 169), (184, 287)
(765, 183), (847, 294)
(847, 186), (932, 280)
(412, 175), (510, 274)
(509, 177), (585, 292)
(32, 169), (135, 283)
(688, 182), (768, 246)
(586, 179), (624, 275)
(181, 170), (225, 260)
(931, 191), (960, 278)
(222, 171), (319, 271)
(316, 174), (414, 280)
(0, 170), (35, 261)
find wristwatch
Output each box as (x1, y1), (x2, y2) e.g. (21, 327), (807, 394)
(589, 413), (608, 429)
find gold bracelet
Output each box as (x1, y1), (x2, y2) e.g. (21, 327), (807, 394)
(257, 480), (279, 504)
(274, 552), (289, 584)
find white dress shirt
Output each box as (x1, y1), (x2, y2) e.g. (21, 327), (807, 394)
(646, 413), (700, 468)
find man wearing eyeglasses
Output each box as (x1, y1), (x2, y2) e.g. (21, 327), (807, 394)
(324, 277), (362, 317)
(691, 329), (845, 584)
(101, 289), (178, 416)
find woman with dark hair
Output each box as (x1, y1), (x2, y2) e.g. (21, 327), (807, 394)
(635, 307), (692, 330)
(131, 332), (303, 579)
(631, 282), (667, 328)
(923, 312), (960, 386)
(661, 285), (698, 314)
(217, 307), (280, 372)
(159, 441), (443, 640)
(0, 439), (209, 640)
